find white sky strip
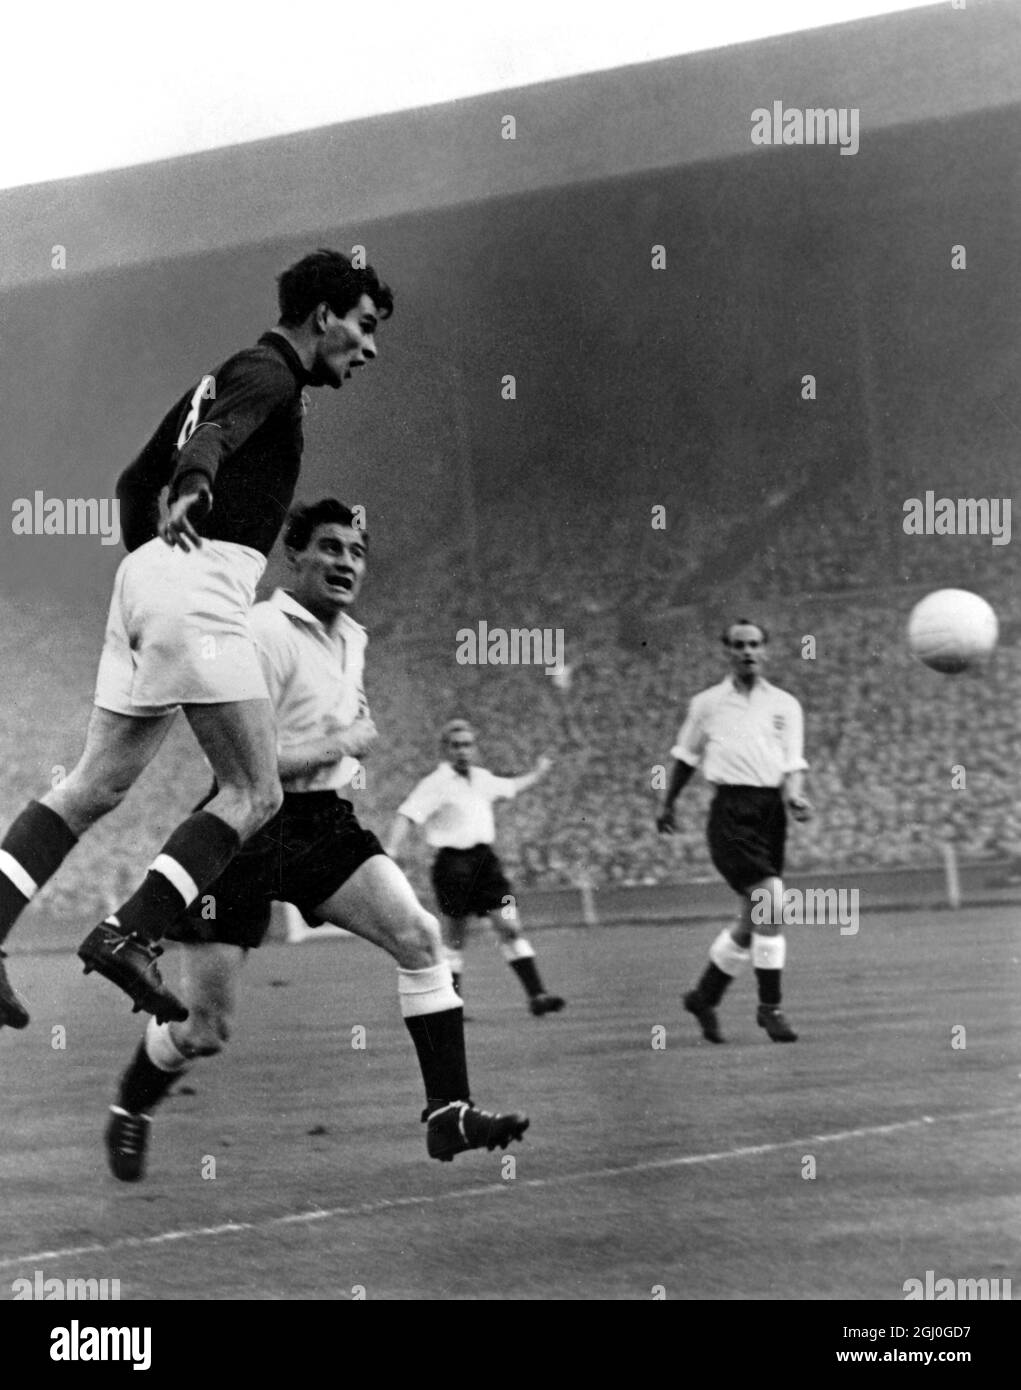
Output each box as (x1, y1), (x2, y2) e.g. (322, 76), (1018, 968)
(1, 0), (937, 190)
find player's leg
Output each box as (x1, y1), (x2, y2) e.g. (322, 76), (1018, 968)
(106, 942), (245, 1181)
(744, 875), (797, 1042)
(439, 913), (468, 994)
(684, 880), (791, 1042)
(485, 902), (565, 1016)
(313, 855), (528, 1162)
(0, 708), (174, 1028)
(682, 903), (751, 1044)
(78, 699), (281, 1020)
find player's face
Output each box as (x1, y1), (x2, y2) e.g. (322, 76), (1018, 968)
(726, 624), (767, 680)
(290, 523), (367, 617)
(314, 294), (380, 389)
(445, 733), (476, 772)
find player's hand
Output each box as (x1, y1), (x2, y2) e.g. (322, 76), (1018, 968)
(159, 488), (211, 551)
(656, 805), (676, 834)
(786, 795), (813, 823)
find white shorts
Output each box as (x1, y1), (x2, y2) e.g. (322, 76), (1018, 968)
(94, 538), (269, 717)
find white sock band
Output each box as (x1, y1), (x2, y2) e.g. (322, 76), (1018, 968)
(500, 938), (535, 963)
(752, 933), (787, 970)
(708, 928), (750, 977)
(144, 1016), (188, 1073)
(0, 850), (37, 899)
(398, 963), (462, 1017)
(150, 853), (199, 907)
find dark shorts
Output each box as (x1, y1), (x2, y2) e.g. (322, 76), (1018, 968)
(707, 786), (787, 894)
(431, 844), (513, 919)
(168, 792), (385, 950)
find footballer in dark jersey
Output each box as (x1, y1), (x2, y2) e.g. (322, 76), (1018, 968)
(0, 250), (392, 1029)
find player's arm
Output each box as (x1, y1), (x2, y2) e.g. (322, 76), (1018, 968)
(656, 759), (696, 833)
(386, 780), (435, 859)
(511, 755), (553, 795)
(385, 813), (416, 860)
(782, 699), (812, 821)
(278, 687), (379, 777)
(657, 697), (704, 833)
(162, 356), (295, 549)
(276, 717), (377, 780)
(116, 415), (183, 551)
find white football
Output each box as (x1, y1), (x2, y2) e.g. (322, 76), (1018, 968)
(907, 589), (998, 673)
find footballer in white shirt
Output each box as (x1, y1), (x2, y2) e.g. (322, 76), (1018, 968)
(388, 723), (564, 1016)
(657, 619), (813, 1044)
(103, 500), (529, 1180)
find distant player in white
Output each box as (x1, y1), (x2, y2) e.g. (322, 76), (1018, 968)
(387, 724), (565, 1016)
(657, 619), (812, 1043)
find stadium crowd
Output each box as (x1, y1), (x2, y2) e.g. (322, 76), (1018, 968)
(2, 489), (1016, 940)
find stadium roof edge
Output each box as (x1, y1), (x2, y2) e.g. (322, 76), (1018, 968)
(1, 1), (1018, 289)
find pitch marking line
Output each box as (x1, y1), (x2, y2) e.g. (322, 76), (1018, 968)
(1, 1104), (1017, 1274)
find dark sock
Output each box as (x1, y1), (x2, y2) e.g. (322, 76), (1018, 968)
(451, 972), (462, 996)
(696, 961), (734, 1007)
(113, 811), (240, 943)
(404, 1007), (471, 1109)
(755, 968), (782, 1007)
(510, 957), (544, 998)
(117, 1039), (184, 1114)
(0, 802), (78, 945)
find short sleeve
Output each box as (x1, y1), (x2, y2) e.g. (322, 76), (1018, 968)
(482, 772), (519, 801)
(670, 696), (706, 767)
(249, 605), (293, 708)
(782, 697), (809, 775)
(398, 775), (440, 825)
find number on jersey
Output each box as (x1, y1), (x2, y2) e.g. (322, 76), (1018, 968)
(176, 375), (217, 451)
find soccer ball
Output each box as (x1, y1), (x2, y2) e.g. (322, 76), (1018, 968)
(907, 589), (998, 673)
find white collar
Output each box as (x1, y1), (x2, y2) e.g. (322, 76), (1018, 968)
(440, 761), (473, 781)
(724, 674), (771, 696)
(268, 588), (365, 639)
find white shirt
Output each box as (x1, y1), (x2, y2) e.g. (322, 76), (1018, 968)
(671, 676), (808, 787)
(250, 589), (368, 793)
(397, 763), (521, 848)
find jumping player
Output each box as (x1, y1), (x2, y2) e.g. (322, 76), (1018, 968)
(0, 252), (391, 1029)
(387, 724), (564, 1016)
(104, 501), (528, 1179)
(656, 619), (812, 1043)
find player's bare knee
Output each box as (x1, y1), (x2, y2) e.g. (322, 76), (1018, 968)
(392, 910), (441, 970)
(748, 876), (784, 934)
(415, 911), (444, 963)
(55, 769), (130, 826)
(218, 778), (282, 838)
(494, 914), (521, 943)
(176, 1008), (231, 1058)
(249, 777), (283, 828)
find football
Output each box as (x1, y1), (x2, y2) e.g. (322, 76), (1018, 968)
(907, 588), (999, 673)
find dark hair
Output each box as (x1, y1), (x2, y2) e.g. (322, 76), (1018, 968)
(441, 719), (475, 746)
(722, 617), (769, 646)
(284, 499), (367, 553)
(277, 249), (394, 327)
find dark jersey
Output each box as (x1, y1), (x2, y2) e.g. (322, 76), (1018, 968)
(117, 332), (312, 555)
